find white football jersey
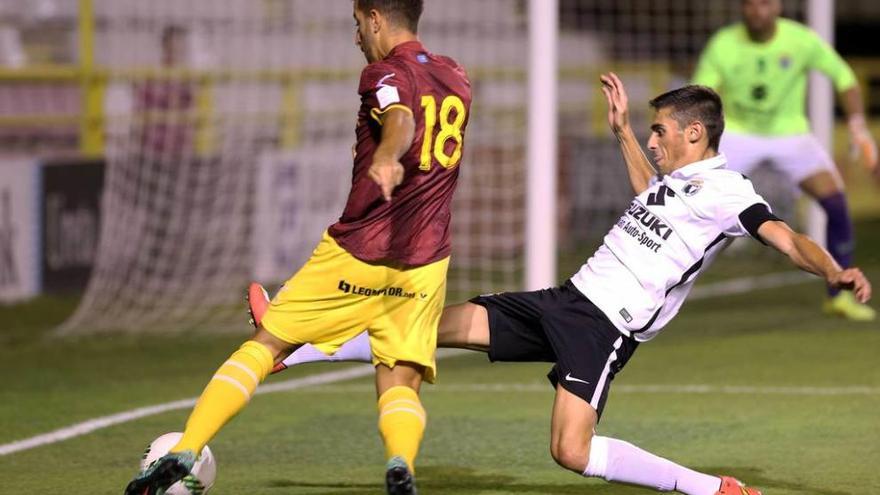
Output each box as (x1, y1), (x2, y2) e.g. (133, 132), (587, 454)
(570, 154), (775, 342)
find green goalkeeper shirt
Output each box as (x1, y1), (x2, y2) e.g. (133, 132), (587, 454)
(693, 18), (856, 136)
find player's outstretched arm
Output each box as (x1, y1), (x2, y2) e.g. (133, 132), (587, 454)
(600, 72), (656, 194)
(369, 107), (416, 201)
(758, 220), (872, 303)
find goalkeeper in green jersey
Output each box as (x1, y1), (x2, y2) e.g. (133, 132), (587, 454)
(693, 0), (876, 321)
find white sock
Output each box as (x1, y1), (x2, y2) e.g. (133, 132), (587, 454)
(281, 331), (372, 366)
(583, 436), (721, 494)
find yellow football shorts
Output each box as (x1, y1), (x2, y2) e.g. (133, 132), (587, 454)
(260, 231), (449, 382)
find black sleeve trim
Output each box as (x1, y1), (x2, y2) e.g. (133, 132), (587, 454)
(738, 203), (781, 244)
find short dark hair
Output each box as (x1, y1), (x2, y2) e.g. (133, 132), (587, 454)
(356, 0), (423, 33)
(649, 85), (725, 151)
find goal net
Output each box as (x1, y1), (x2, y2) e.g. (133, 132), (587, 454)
(58, 0), (529, 334)
(56, 0), (810, 334)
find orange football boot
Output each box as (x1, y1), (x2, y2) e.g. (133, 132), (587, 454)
(246, 282), (270, 328)
(715, 476), (762, 495)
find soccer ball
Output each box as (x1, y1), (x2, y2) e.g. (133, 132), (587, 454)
(140, 432), (216, 494)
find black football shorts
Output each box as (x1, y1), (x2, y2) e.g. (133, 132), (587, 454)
(470, 280), (638, 418)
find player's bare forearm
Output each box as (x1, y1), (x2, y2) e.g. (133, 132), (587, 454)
(759, 221), (872, 302)
(839, 86), (864, 120)
(784, 231), (838, 279)
(369, 108), (416, 201)
(375, 108), (415, 161)
(760, 221), (838, 277)
(616, 125), (656, 195)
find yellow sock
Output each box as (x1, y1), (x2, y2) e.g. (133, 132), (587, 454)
(172, 340), (273, 453)
(377, 386), (426, 473)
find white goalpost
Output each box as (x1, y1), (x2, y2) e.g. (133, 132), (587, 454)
(526, 0), (559, 290)
(806, 0), (834, 246)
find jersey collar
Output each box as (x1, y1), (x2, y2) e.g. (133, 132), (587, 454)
(387, 40), (426, 58)
(668, 153), (728, 179)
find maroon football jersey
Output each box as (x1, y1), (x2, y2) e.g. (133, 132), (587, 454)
(135, 79), (194, 155)
(328, 41), (471, 266)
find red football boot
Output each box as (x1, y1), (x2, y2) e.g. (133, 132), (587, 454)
(246, 282), (270, 329)
(715, 476), (762, 495)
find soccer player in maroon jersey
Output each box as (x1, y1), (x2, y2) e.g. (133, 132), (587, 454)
(124, 2), (470, 494)
(134, 25), (193, 158)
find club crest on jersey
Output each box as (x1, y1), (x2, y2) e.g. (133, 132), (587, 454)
(683, 179), (703, 197)
(779, 55), (791, 69)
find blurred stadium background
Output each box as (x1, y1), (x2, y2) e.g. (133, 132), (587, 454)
(0, 0), (878, 330)
(0, 1), (877, 493)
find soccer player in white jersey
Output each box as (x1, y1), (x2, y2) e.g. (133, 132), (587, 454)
(252, 74), (872, 494)
(694, 0), (877, 321)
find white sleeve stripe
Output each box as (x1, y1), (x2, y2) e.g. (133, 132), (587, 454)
(376, 73), (396, 87)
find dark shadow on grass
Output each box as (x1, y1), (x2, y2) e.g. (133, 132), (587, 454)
(271, 466), (638, 494)
(269, 465), (855, 494)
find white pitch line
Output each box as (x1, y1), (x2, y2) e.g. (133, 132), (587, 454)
(690, 271), (814, 300)
(617, 384), (880, 396)
(287, 383), (880, 396)
(0, 365), (371, 457)
(0, 271), (822, 457)
(0, 349), (468, 457)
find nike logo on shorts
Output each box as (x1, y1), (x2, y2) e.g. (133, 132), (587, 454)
(564, 373), (589, 385)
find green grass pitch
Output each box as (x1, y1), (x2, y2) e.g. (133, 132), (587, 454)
(1, 219), (878, 494)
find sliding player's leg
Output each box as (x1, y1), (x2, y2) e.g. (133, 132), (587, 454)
(436, 302), (491, 351)
(273, 331), (372, 371)
(550, 384), (758, 495)
(540, 299), (760, 495)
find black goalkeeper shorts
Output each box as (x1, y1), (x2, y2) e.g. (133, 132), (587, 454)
(470, 280), (638, 419)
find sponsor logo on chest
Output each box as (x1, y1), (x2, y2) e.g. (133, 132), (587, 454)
(625, 203), (673, 240)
